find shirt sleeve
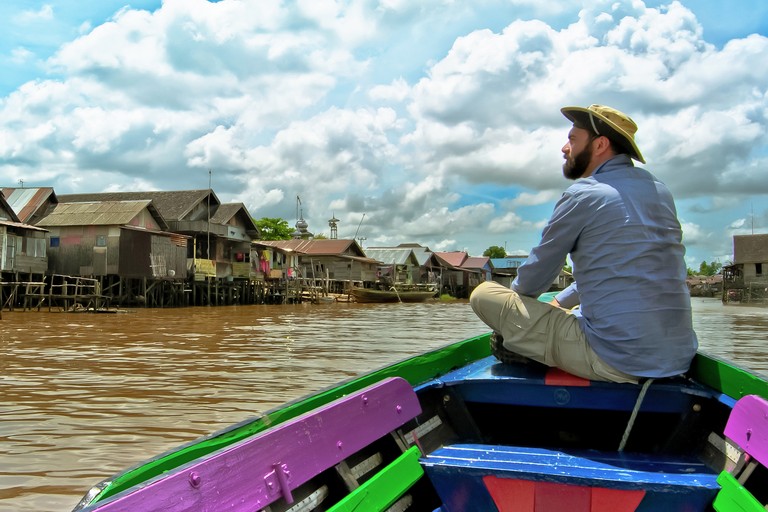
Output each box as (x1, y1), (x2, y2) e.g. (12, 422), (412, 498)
(555, 282), (580, 309)
(511, 189), (586, 297)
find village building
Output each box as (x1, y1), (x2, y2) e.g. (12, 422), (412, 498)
(462, 256), (493, 283)
(489, 255), (528, 287)
(364, 247), (425, 285)
(57, 190), (261, 306)
(0, 192), (49, 309)
(433, 251), (481, 298)
(254, 239), (379, 299)
(722, 234), (768, 304)
(37, 200), (189, 308)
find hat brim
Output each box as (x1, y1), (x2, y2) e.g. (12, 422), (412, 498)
(561, 106), (645, 164)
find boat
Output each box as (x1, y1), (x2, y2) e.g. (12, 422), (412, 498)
(350, 284), (438, 303)
(73, 333), (768, 511)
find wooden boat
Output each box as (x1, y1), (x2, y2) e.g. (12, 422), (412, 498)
(73, 332), (768, 512)
(350, 285), (438, 303)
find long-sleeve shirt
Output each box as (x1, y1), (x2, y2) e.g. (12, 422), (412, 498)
(511, 155), (698, 377)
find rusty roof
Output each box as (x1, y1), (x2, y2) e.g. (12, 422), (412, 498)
(256, 239), (371, 258)
(2, 187), (57, 223)
(434, 251), (468, 267)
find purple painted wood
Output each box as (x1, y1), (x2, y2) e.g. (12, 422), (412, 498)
(724, 394), (768, 467)
(85, 377), (421, 512)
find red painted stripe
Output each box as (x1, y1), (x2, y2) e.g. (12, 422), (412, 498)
(483, 476), (645, 512)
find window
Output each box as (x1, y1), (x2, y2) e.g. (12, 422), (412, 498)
(757, 263), (763, 276)
(50, 237), (60, 247)
(95, 235), (107, 247)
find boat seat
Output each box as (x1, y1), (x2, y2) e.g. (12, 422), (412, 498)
(421, 443), (720, 511)
(80, 377), (422, 512)
(713, 394), (768, 511)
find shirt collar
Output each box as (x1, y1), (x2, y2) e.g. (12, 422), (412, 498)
(593, 154), (634, 175)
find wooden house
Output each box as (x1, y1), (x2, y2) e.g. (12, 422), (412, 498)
(433, 251), (478, 298)
(58, 190), (260, 281)
(0, 192), (48, 277)
(36, 200), (189, 306)
(489, 256), (528, 287)
(256, 239), (378, 292)
(461, 256), (492, 294)
(385, 243), (444, 286)
(722, 234), (768, 304)
(37, 200), (188, 278)
(364, 247), (423, 284)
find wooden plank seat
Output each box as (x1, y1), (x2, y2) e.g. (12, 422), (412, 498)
(421, 444), (720, 511)
(81, 377), (422, 512)
(713, 394), (768, 511)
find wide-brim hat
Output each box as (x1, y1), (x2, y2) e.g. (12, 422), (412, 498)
(561, 104), (645, 164)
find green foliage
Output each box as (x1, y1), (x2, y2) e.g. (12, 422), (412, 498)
(254, 217), (293, 240)
(483, 245), (506, 258)
(698, 260), (722, 276)
(687, 260), (722, 276)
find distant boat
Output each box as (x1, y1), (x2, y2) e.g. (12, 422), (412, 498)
(350, 285), (438, 303)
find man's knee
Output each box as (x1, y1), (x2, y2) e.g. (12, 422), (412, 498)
(470, 281), (496, 311)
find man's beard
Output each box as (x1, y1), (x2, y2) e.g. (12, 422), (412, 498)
(562, 143), (592, 180)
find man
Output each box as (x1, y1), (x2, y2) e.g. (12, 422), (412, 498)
(470, 104), (697, 383)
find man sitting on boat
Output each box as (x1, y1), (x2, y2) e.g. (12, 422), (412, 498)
(470, 104), (698, 383)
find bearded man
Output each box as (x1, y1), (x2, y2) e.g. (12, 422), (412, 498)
(470, 104), (697, 383)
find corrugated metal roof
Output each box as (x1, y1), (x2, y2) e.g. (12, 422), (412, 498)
(434, 251), (468, 267)
(462, 256), (491, 269)
(58, 190), (218, 221)
(256, 239), (373, 259)
(2, 187), (56, 223)
(364, 248), (416, 265)
(37, 200), (154, 227)
(0, 190), (21, 222)
(0, 219), (48, 231)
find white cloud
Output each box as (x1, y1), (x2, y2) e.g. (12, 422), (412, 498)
(14, 5), (54, 24)
(0, 0), (766, 265)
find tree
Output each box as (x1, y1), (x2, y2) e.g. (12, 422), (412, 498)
(483, 245), (506, 258)
(254, 217), (294, 240)
(698, 260), (722, 276)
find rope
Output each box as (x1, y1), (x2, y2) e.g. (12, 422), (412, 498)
(618, 378), (654, 452)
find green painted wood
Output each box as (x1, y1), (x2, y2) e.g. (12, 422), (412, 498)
(712, 471), (765, 512)
(84, 334), (490, 506)
(688, 351), (768, 401)
(328, 446), (424, 512)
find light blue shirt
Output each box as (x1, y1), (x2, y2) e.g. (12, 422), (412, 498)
(511, 155), (698, 377)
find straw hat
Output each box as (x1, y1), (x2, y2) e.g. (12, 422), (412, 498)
(561, 104), (645, 164)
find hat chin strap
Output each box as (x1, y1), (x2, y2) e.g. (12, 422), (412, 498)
(589, 113), (601, 135)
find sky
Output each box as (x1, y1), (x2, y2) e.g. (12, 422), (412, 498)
(1, 0), (767, 269)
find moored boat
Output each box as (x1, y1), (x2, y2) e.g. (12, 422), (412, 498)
(74, 332), (768, 512)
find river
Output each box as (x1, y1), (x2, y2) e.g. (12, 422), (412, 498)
(1, 297), (767, 511)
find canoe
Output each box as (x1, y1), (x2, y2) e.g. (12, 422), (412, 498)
(73, 334), (768, 512)
(350, 286), (437, 303)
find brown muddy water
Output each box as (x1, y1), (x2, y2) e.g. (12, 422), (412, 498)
(1, 297), (767, 511)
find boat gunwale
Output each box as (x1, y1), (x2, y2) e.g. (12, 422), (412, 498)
(75, 336), (768, 510)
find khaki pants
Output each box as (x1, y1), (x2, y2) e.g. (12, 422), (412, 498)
(469, 281), (637, 384)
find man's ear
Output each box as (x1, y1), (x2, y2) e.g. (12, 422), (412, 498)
(595, 135), (614, 157)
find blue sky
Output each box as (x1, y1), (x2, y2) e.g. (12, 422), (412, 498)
(1, 0), (767, 269)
